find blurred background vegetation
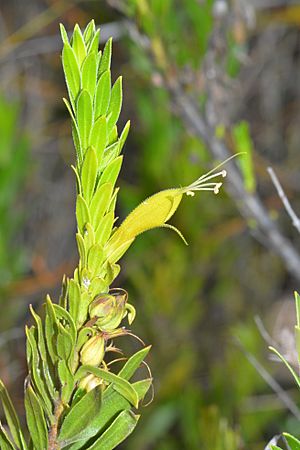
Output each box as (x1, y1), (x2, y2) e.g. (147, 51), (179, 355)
(1, 0), (300, 449)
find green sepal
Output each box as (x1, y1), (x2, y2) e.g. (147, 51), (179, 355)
(76, 194), (91, 233)
(88, 243), (105, 277)
(90, 116), (107, 163)
(95, 212), (115, 245)
(72, 24), (87, 67)
(99, 155), (123, 188)
(95, 71), (111, 120)
(85, 410), (139, 450)
(105, 238), (134, 265)
(0, 380), (27, 450)
(107, 76), (122, 133)
(76, 89), (93, 152)
(283, 433), (300, 449)
(82, 52), (97, 100)
(62, 42), (81, 107)
(98, 38), (112, 77)
(75, 366), (138, 408)
(58, 386), (102, 447)
(90, 183), (113, 229)
(81, 147), (98, 204)
(24, 384), (48, 450)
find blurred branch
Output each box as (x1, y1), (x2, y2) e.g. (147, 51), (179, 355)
(268, 166), (300, 233)
(1, 21), (126, 62)
(235, 337), (300, 421)
(123, 19), (300, 282)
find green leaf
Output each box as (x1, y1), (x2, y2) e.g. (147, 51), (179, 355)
(53, 304), (76, 344)
(269, 346), (300, 389)
(58, 360), (75, 403)
(60, 23), (69, 45)
(75, 366), (138, 408)
(84, 222), (96, 252)
(234, 121), (256, 193)
(25, 384), (48, 450)
(81, 147), (98, 204)
(45, 295), (59, 364)
(107, 76), (122, 132)
(83, 20), (96, 46)
(90, 183), (113, 229)
(95, 71), (111, 119)
(68, 278), (81, 326)
(95, 212), (115, 245)
(62, 43), (81, 106)
(99, 155), (123, 188)
(29, 306), (57, 399)
(89, 276), (108, 298)
(86, 410), (139, 450)
(25, 326), (53, 418)
(119, 346), (151, 380)
(66, 379), (151, 450)
(58, 386), (102, 446)
(0, 380), (26, 449)
(90, 116), (107, 163)
(98, 38), (112, 77)
(76, 194), (91, 233)
(76, 90), (93, 152)
(88, 29), (100, 54)
(72, 24), (87, 67)
(0, 425), (15, 450)
(284, 433), (300, 450)
(100, 142), (120, 171)
(295, 291), (300, 328)
(119, 120), (130, 152)
(76, 232), (86, 266)
(88, 244), (105, 277)
(271, 446), (283, 450)
(82, 53), (97, 100)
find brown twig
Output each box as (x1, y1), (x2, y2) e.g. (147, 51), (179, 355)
(48, 399), (64, 450)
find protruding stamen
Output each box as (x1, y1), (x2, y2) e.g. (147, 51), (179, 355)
(213, 183), (222, 194)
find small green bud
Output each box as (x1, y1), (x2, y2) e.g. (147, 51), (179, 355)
(80, 335), (105, 366)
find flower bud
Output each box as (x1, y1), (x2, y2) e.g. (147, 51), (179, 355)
(96, 292), (127, 332)
(89, 294), (115, 318)
(78, 373), (102, 392)
(80, 335), (105, 366)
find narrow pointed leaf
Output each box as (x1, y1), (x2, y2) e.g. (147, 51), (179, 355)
(58, 386), (102, 446)
(99, 155), (123, 187)
(98, 38), (112, 77)
(86, 410), (139, 450)
(72, 24), (86, 67)
(88, 243), (104, 276)
(76, 90), (93, 152)
(90, 116), (107, 162)
(95, 71), (111, 119)
(75, 366), (138, 407)
(90, 183), (113, 229)
(283, 433), (300, 449)
(76, 194), (91, 233)
(0, 380), (26, 449)
(62, 43), (81, 105)
(88, 29), (100, 54)
(107, 77), (122, 132)
(95, 211), (115, 245)
(25, 385), (48, 450)
(81, 147), (98, 204)
(83, 20), (96, 45)
(82, 52), (97, 100)
(60, 23), (69, 45)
